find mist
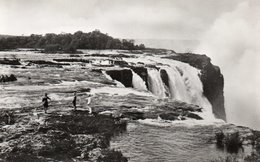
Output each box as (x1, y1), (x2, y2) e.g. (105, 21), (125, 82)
(195, 1), (260, 130)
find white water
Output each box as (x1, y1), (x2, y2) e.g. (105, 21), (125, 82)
(147, 68), (167, 98)
(165, 67), (189, 101)
(165, 66), (212, 110)
(138, 56), (215, 120)
(165, 65), (214, 120)
(131, 70), (147, 91)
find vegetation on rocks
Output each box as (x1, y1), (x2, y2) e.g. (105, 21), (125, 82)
(0, 30), (145, 52)
(215, 131), (243, 153)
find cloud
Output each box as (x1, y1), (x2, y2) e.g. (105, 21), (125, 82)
(0, 0), (244, 39)
(196, 1), (260, 129)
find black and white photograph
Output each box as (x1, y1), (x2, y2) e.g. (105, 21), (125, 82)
(0, 0), (259, 161)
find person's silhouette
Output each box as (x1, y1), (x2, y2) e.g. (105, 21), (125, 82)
(42, 93), (51, 113)
(73, 92), (77, 110)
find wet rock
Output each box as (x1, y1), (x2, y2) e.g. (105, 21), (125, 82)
(113, 60), (129, 67)
(0, 74), (17, 82)
(53, 58), (90, 63)
(110, 53), (134, 58)
(106, 69), (133, 87)
(0, 58), (21, 65)
(185, 112), (203, 120)
(160, 69), (169, 87)
(10, 65), (19, 68)
(28, 60), (69, 67)
(159, 112), (180, 121)
(173, 102), (202, 112)
(145, 64), (160, 70)
(121, 111), (145, 120)
(28, 60), (64, 65)
(97, 149), (128, 162)
(0, 111), (16, 125)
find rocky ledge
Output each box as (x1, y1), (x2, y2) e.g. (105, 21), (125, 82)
(0, 58), (21, 65)
(0, 74), (17, 82)
(0, 108), (127, 162)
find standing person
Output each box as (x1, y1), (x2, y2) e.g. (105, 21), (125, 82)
(86, 93), (92, 114)
(42, 93), (51, 113)
(72, 92), (77, 110)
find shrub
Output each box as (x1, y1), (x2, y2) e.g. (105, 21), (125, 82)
(44, 44), (61, 53)
(215, 131), (225, 147)
(215, 131), (243, 153)
(225, 132), (243, 153)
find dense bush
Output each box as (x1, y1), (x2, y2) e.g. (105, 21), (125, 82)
(225, 132), (243, 152)
(0, 30), (145, 52)
(215, 131), (243, 153)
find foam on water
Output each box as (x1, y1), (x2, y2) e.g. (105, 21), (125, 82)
(138, 118), (225, 128)
(91, 87), (154, 97)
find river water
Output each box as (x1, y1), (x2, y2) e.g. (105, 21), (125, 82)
(111, 121), (251, 162)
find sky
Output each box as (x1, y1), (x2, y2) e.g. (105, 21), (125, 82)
(1, 0), (260, 129)
(0, 0), (244, 39)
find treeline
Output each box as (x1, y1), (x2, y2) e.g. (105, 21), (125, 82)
(0, 30), (145, 53)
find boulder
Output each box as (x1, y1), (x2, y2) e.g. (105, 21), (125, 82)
(159, 112), (180, 121)
(121, 111), (145, 120)
(185, 112), (203, 120)
(160, 69), (169, 87)
(0, 58), (21, 65)
(0, 74), (17, 82)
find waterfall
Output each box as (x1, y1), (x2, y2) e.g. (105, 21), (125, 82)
(131, 70), (147, 91)
(163, 64), (214, 120)
(147, 68), (167, 98)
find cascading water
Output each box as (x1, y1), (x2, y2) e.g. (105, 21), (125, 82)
(141, 56), (215, 120)
(147, 68), (167, 98)
(131, 70), (147, 91)
(163, 64), (214, 120)
(164, 67), (189, 102)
